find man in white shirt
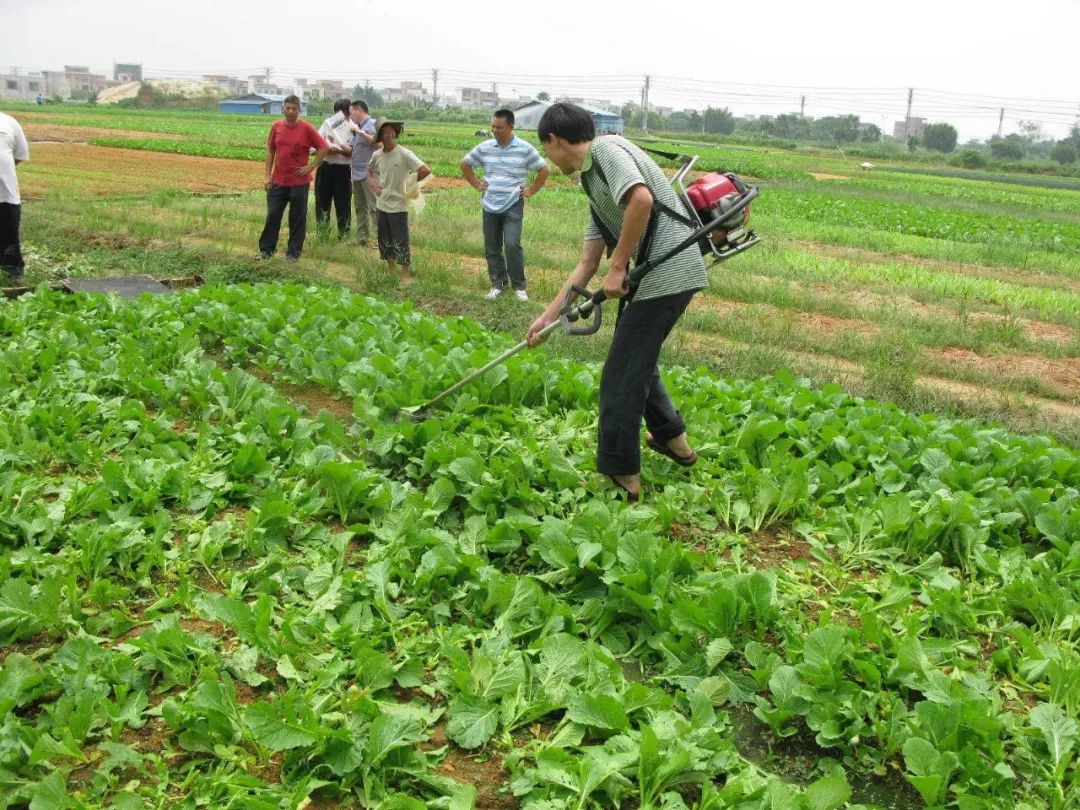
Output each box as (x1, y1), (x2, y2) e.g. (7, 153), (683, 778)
(315, 99), (354, 240)
(0, 111), (29, 282)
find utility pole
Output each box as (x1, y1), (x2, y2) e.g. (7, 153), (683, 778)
(643, 74), (651, 134)
(997, 107), (1005, 139)
(800, 95), (806, 117)
(432, 68), (439, 107)
(904, 87), (914, 143)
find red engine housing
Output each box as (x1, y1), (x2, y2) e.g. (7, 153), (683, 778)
(685, 172), (751, 247)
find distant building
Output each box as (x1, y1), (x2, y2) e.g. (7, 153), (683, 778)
(513, 101), (624, 135)
(114, 63), (142, 82)
(296, 78), (345, 101)
(893, 117), (925, 139)
(1, 65), (112, 100)
(383, 81), (431, 104)
(218, 93), (306, 115)
(459, 87), (499, 108)
(204, 74), (248, 95)
(0, 71), (49, 101)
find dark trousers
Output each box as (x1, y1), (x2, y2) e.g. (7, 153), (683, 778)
(482, 199), (526, 291)
(314, 163), (352, 238)
(376, 210), (411, 265)
(597, 290), (695, 476)
(259, 184), (309, 259)
(0, 203), (23, 279)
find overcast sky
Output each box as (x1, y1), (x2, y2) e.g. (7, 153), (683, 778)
(3, 0), (1078, 140)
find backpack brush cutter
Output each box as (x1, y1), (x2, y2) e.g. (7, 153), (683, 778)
(399, 151), (760, 422)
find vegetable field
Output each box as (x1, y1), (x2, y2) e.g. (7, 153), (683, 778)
(2, 284), (1078, 809)
(2, 102), (1079, 808)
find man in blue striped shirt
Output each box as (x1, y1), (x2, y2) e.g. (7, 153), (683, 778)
(461, 109), (550, 301)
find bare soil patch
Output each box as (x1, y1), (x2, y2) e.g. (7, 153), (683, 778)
(438, 746), (516, 809)
(24, 122), (187, 144)
(809, 173), (852, 181)
(930, 347), (1080, 399)
(20, 143), (263, 198)
(788, 238), (1080, 295)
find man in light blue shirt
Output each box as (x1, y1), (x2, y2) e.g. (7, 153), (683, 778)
(461, 109), (549, 301)
(349, 100), (379, 246)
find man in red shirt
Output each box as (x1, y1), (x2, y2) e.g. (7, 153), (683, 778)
(258, 95), (329, 261)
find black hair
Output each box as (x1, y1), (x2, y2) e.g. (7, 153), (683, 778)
(333, 98), (352, 114)
(537, 102), (594, 144)
(283, 94), (301, 107)
(493, 108), (515, 126)
(351, 99), (369, 113)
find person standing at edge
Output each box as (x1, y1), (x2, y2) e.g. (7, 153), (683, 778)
(348, 100), (378, 246)
(525, 103), (705, 502)
(460, 109), (549, 301)
(258, 95), (329, 261)
(367, 118), (430, 283)
(315, 98), (354, 240)
(0, 110), (29, 283)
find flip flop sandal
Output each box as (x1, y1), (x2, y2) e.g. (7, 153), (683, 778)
(609, 476), (641, 503)
(645, 438), (698, 467)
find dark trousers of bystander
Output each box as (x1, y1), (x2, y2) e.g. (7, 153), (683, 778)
(0, 203), (24, 280)
(314, 163), (352, 238)
(376, 210), (411, 266)
(596, 290), (695, 476)
(482, 198), (526, 291)
(259, 184), (310, 259)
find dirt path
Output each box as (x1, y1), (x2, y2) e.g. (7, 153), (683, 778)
(19, 144), (263, 198)
(23, 122), (187, 144)
(786, 238), (1080, 295)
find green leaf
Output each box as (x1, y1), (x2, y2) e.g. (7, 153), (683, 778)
(244, 695), (319, 751)
(566, 694), (629, 732)
(1030, 702), (1077, 772)
(29, 769), (74, 810)
(801, 773), (851, 810)
(705, 638), (733, 670)
(447, 695), (499, 749)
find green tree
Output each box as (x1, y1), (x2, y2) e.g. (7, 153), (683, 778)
(536, 91), (550, 101)
(1063, 124), (1080, 150)
(810, 115), (860, 143)
(350, 84), (384, 107)
(765, 113), (811, 140)
(1050, 142), (1078, 165)
(990, 137), (1024, 160)
(922, 122), (958, 153)
(955, 150), (988, 169)
(858, 123), (882, 143)
(702, 106), (735, 135)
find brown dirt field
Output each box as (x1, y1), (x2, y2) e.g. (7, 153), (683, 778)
(438, 745), (516, 809)
(809, 173), (852, 181)
(23, 122), (187, 143)
(804, 280), (1076, 347)
(788, 238), (1080, 296)
(19, 143), (263, 198)
(930, 347), (1080, 399)
(425, 176), (470, 190)
(694, 293), (883, 339)
(678, 329), (1080, 424)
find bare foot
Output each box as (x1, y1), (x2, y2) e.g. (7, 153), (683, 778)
(646, 432), (695, 461)
(609, 473), (641, 501)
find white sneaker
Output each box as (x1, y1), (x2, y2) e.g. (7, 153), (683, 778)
(514, 289), (529, 301)
(487, 288), (504, 300)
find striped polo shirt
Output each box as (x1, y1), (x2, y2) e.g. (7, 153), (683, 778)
(582, 136), (708, 302)
(462, 135), (548, 214)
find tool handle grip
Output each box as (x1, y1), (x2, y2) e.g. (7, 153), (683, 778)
(564, 284), (605, 335)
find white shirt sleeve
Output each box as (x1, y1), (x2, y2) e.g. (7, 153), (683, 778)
(13, 120), (28, 162)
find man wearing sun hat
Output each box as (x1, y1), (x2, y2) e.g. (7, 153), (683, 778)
(367, 118), (430, 282)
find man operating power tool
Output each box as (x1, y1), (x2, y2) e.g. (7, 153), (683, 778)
(526, 103), (704, 502)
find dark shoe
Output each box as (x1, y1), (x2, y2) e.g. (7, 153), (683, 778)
(285, 254), (300, 262)
(608, 475), (640, 503)
(257, 252), (272, 260)
(645, 437), (698, 467)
